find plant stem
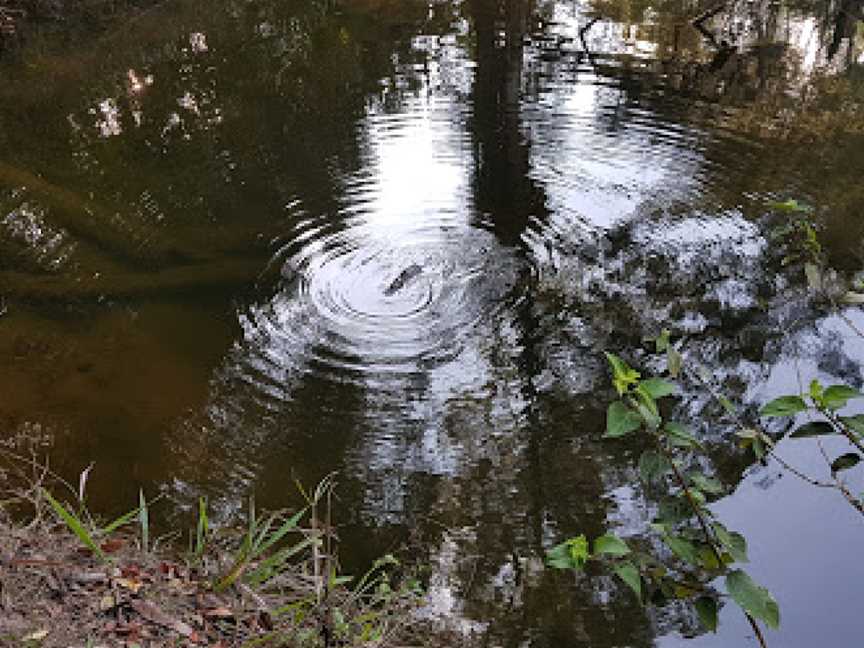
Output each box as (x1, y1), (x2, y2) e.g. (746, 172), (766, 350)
(655, 439), (769, 648)
(821, 408), (864, 455)
(684, 362), (862, 514)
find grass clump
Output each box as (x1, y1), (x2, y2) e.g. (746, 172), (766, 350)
(0, 452), (443, 647)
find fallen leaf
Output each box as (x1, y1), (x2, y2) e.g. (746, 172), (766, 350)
(197, 593), (228, 609)
(130, 599), (194, 637)
(101, 538), (125, 553)
(70, 571), (109, 585)
(115, 577), (144, 594)
(121, 564), (142, 579)
(111, 621), (143, 638)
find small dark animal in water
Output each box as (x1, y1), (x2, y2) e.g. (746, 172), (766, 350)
(384, 263), (422, 296)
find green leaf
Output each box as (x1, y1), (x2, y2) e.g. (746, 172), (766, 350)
(42, 490), (105, 562)
(725, 570), (780, 629)
(689, 472), (723, 495)
(665, 422), (702, 449)
(640, 378), (676, 400)
(613, 562), (642, 601)
(655, 497), (692, 526)
(712, 522), (748, 563)
(698, 545), (720, 570)
(789, 421), (835, 439)
(688, 489), (707, 508)
(655, 329), (670, 353)
(718, 394), (737, 415)
(768, 198), (810, 213)
(605, 402), (643, 438)
(804, 263), (822, 291)
(594, 534), (630, 557)
(830, 453), (861, 474)
(695, 596), (719, 632)
(244, 536), (319, 586)
(634, 402), (662, 430)
(822, 385), (864, 411)
(808, 379), (824, 402)
(760, 395), (807, 417)
(667, 347), (683, 378)
(546, 535), (590, 570)
(639, 451), (671, 484)
(663, 535), (700, 566)
(139, 489), (149, 554)
(101, 505), (142, 536)
(752, 435), (767, 460)
(674, 583), (699, 599)
(841, 415), (864, 439)
(605, 353), (641, 396)
(634, 385), (660, 418)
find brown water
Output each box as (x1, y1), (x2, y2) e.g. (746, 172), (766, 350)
(2, 0), (864, 645)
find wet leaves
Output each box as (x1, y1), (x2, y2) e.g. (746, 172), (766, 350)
(822, 385), (864, 410)
(760, 395), (807, 417)
(593, 534), (630, 557)
(639, 378), (677, 400)
(546, 535), (590, 570)
(613, 562), (642, 601)
(662, 535), (700, 566)
(605, 401), (642, 438)
(712, 523), (748, 564)
(725, 570), (780, 629)
(694, 596), (719, 632)
(789, 421), (835, 438)
(830, 453), (861, 474)
(638, 451), (671, 484)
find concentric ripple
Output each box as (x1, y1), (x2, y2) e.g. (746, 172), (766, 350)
(237, 221), (521, 396)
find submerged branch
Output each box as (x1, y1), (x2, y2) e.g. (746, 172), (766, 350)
(0, 161), (207, 267)
(0, 259), (263, 300)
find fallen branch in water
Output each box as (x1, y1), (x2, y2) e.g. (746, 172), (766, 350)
(0, 161), (208, 267)
(0, 258), (264, 301)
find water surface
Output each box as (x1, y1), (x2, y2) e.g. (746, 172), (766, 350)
(2, 0), (864, 645)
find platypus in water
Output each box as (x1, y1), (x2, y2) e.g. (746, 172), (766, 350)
(384, 263), (423, 296)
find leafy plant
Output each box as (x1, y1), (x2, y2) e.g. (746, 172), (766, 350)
(758, 378), (864, 514)
(214, 498), (312, 592)
(548, 352), (777, 647)
(42, 482), (150, 564)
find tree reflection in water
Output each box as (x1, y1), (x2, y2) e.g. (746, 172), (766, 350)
(1, 0), (864, 646)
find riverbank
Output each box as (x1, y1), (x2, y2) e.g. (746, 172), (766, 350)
(0, 458), (452, 647)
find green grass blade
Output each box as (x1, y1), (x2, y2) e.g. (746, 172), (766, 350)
(246, 536), (318, 586)
(254, 507), (307, 558)
(195, 496), (208, 558)
(43, 489), (105, 562)
(252, 512), (277, 556)
(139, 489), (149, 553)
(101, 505), (141, 536)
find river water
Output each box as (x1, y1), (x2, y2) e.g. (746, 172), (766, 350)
(2, 0), (864, 646)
